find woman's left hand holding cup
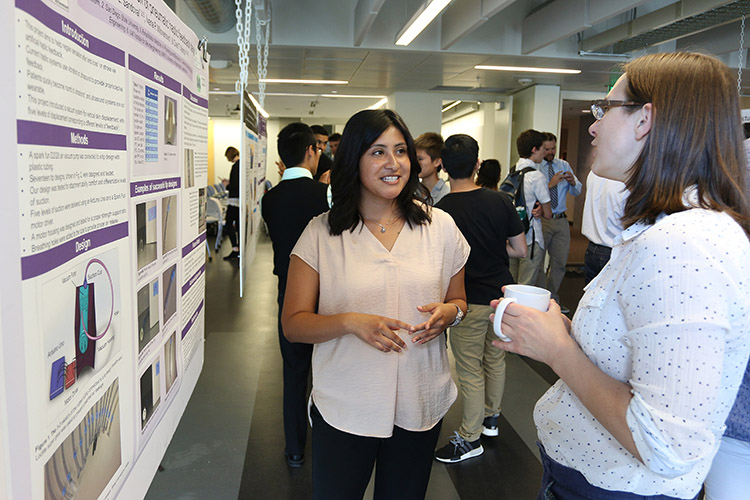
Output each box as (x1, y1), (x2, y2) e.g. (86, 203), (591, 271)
(489, 298), (574, 366)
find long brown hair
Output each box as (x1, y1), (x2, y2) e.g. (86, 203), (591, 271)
(621, 52), (750, 238)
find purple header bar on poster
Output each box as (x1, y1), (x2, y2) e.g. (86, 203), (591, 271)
(17, 120), (127, 150)
(21, 221), (128, 280)
(129, 55), (182, 94)
(181, 300), (204, 339)
(258, 116), (267, 136)
(130, 177), (181, 198)
(16, 0), (125, 66)
(182, 232), (206, 258)
(182, 264), (205, 297)
(182, 87), (208, 109)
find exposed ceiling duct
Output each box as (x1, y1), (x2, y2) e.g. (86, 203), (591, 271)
(614, 0), (750, 53)
(182, 0), (237, 33)
(582, 0), (750, 53)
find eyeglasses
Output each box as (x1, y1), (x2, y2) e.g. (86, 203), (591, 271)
(590, 100), (644, 120)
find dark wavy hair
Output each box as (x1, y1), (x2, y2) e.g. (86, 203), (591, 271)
(620, 52), (749, 238)
(328, 109), (430, 235)
(476, 159), (501, 190)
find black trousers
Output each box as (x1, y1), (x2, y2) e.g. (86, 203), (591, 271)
(311, 404), (442, 500)
(584, 241), (612, 284)
(277, 290), (313, 456)
(225, 205), (239, 248)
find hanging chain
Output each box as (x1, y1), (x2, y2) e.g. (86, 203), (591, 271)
(235, 0), (252, 94)
(739, 14), (745, 94)
(255, 16), (270, 108)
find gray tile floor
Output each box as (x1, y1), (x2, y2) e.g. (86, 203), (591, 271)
(146, 233), (586, 500)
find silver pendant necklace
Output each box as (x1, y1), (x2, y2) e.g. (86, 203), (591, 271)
(366, 214), (399, 233)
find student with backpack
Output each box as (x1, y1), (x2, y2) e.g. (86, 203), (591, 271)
(505, 129), (551, 285)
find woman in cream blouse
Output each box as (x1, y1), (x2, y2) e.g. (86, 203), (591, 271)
(282, 109), (469, 500)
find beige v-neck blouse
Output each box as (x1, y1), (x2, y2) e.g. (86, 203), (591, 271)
(291, 208), (470, 437)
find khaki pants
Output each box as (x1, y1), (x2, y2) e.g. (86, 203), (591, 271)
(449, 304), (506, 442)
(536, 217), (571, 302)
(509, 241), (544, 285)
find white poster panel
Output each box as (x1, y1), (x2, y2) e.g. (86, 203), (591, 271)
(10, 0), (208, 498)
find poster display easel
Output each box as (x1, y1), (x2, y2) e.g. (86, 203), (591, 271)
(1, 0), (209, 498)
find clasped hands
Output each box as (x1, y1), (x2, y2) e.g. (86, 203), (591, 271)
(347, 303), (458, 353)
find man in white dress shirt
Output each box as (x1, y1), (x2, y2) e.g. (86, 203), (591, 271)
(508, 129), (552, 285)
(535, 133), (582, 313)
(581, 171), (628, 283)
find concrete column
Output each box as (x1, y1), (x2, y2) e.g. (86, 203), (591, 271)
(509, 84), (561, 166)
(387, 92), (443, 138)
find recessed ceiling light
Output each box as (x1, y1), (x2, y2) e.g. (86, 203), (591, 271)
(247, 93), (270, 118)
(475, 65), (581, 75)
(259, 78), (349, 85)
(395, 0), (452, 46)
(366, 98), (388, 110)
(258, 92), (386, 99)
(441, 100), (462, 112)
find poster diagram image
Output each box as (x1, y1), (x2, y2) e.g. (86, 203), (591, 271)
(137, 279), (160, 353)
(198, 188), (206, 234)
(140, 361), (161, 430)
(184, 148), (195, 188)
(164, 332), (178, 395)
(162, 265), (177, 325)
(44, 379), (121, 500)
(136, 200), (158, 271)
(49, 259), (116, 401)
(164, 96), (177, 145)
(44, 250), (121, 415)
(162, 195), (178, 255)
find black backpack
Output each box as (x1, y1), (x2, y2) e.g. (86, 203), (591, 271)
(499, 166), (536, 233)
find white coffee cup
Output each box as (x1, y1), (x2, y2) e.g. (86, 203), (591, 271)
(493, 284), (551, 342)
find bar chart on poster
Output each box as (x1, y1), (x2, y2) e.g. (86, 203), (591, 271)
(2, 0), (209, 498)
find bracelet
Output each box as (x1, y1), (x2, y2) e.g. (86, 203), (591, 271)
(447, 303), (464, 327)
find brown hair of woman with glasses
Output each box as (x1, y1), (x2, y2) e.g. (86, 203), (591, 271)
(490, 51), (750, 500)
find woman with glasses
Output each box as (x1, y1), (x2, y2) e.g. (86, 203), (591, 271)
(491, 52), (750, 499)
(282, 109), (469, 500)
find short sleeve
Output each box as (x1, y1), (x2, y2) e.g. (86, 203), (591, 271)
(500, 193), (525, 237)
(290, 213), (325, 273)
(447, 213), (470, 277)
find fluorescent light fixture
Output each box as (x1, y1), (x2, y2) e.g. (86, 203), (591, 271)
(209, 90), (239, 95)
(395, 0), (452, 46)
(367, 98), (388, 110)
(259, 78), (349, 85)
(258, 92), (386, 99)
(320, 94), (386, 99)
(441, 100), (462, 112)
(247, 93), (270, 118)
(475, 65), (581, 75)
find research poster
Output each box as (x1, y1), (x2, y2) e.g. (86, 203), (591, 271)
(12, 0), (208, 498)
(239, 91), (262, 296)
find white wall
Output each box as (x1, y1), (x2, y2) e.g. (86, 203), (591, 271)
(493, 99), (513, 178)
(211, 118), (242, 185)
(389, 92), (443, 138)
(441, 109), (484, 154)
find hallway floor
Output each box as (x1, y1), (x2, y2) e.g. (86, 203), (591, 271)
(146, 231), (587, 500)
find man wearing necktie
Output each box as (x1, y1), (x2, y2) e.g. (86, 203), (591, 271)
(536, 133), (582, 314)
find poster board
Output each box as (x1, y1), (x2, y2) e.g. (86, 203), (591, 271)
(239, 90), (266, 297)
(2, 0), (209, 498)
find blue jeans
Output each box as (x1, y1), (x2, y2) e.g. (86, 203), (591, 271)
(536, 443), (698, 500)
(584, 242), (612, 284)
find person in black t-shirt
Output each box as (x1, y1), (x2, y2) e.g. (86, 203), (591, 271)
(434, 134), (526, 464)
